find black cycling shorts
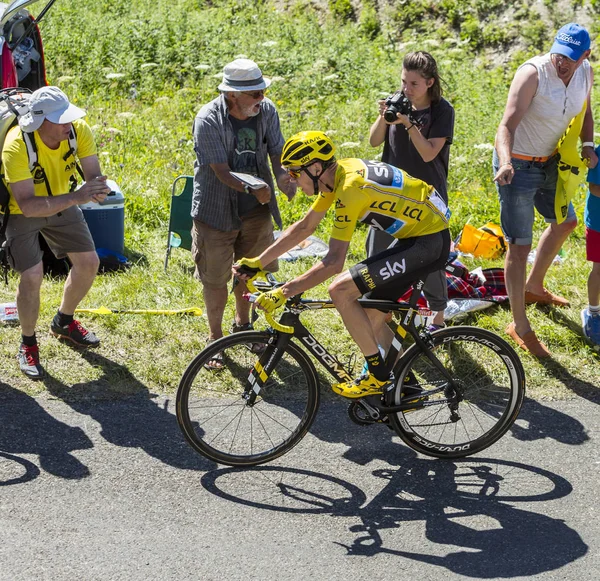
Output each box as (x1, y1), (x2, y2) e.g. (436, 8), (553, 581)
(350, 229), (450, 301)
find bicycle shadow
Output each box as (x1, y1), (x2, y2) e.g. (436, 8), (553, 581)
(202, 454), (586, 578)
(40, 350), (215, 472)
(341, 458), (586, 577)
(0, 380), (91, 480)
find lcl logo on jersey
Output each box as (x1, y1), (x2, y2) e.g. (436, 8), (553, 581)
(335, 215), (351, 223)
(379, 258), (406, 280)
(403, 206), (423, 221)
(369, 200), (397, 212)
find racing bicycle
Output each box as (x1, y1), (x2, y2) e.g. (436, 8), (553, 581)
(176, 273), (525, 467)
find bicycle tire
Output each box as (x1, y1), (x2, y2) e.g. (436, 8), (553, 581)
(176, 331), (320, 467)
(388, 326), (525, 459)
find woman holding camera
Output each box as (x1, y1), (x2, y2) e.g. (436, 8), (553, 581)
(368, 51), (455, 330)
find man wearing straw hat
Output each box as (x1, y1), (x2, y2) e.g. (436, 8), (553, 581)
(191, 58), (295, 369)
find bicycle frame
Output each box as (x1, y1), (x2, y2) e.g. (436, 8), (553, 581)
(245, 279), (460, 415)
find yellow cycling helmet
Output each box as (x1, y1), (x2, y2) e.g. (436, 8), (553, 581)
(281, 131), (336, 168)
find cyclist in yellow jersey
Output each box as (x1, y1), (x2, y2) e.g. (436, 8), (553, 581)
(234, 131), (450, 398)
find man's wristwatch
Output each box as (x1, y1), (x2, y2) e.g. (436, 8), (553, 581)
(243, 184), (252, 195)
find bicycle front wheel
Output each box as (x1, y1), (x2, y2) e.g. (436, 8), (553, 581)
(389, 326), (525, 459)
(176, 331), (320, 467)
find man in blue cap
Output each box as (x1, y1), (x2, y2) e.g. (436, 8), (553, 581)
(493, 23), (597, 357)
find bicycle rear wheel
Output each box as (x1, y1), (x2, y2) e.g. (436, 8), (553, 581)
(176, 331), (320, 467)
(389, 326), (525, 459)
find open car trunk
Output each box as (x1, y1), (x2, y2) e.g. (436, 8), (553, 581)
(0, 0), (57, 90)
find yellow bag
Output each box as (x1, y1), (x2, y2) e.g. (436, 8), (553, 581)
(455, 223), (506, 259)
(555, 101), (588, 224)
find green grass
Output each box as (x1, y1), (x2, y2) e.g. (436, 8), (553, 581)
(1, 0), (600, 401)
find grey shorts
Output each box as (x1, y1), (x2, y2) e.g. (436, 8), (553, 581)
(5, 206), (96, 273)
(492, 149), (576, 245)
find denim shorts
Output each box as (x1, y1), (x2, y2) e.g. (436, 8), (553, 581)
(492, 149), (576, 245)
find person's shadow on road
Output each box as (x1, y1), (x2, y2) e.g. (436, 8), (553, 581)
(0, 380), (91, 480)
(41, 350), (215, 472)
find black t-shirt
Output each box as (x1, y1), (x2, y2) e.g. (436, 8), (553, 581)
(382, 97), (454, 201)
(229, 114), (261, 216)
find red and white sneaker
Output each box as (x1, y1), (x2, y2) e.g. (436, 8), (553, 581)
(17, 344), (47, 380)
(50, 319), (100, 348)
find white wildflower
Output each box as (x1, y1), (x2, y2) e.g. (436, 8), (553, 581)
(106, 73), (126, 80)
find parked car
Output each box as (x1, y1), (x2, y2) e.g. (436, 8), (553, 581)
(0, 0), (55, 89)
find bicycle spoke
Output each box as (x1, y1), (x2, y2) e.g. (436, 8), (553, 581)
(390, 328), (524, 458)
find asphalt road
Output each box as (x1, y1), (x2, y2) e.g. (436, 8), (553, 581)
(1, 383), (599, 580)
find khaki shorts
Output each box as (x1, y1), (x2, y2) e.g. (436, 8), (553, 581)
(192, 207), (278, 289)
(5, 206), (96, 273)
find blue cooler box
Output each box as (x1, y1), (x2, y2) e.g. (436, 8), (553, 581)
(80, 180), (125, 255)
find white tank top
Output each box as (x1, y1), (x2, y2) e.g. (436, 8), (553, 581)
(513, 53), (591, 157)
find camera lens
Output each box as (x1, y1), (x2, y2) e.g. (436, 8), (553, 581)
(384, 108), (398, 123)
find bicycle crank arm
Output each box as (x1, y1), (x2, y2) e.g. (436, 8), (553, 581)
(376, 398), (457, 414)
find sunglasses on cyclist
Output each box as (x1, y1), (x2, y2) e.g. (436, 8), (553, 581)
(286, 167), (303, 179)
(241, 89), (266, 99)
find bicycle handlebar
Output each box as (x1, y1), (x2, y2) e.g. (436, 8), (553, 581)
(243, 270), (294, 334)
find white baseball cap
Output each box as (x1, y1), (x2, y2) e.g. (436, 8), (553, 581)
(19, 86), (87, 133)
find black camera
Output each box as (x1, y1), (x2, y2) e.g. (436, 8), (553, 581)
(384, 91), (413, 123)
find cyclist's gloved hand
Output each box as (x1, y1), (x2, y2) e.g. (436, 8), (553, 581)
(255, 288), (286, 314)
(235, 256), (263, 276)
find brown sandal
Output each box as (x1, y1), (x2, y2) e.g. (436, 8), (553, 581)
(505, 322), (551, 358)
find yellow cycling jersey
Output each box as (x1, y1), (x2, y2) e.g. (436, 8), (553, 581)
(311, 158), (450, 242)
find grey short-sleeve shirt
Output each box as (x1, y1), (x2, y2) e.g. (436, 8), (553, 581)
(191, 94), (284, 231)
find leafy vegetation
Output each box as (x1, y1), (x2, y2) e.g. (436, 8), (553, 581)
(1, 0), (600, 401)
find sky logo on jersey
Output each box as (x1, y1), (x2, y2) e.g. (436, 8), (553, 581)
(391, 166), (404, 189)
(384, 219), (405, 235)
(379, 258), (406, 280)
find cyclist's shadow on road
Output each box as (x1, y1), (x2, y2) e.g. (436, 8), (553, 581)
(41, 350), (214, 472)
(0, 380), (91, 481)
(203, 454), (586, 578)
(340, 458), (586, 577)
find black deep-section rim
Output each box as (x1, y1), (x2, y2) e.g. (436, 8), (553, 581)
(389, 326), (525, 459)
(176, 331), (321, 466)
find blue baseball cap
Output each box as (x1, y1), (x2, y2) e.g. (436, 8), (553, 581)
(550, 23), (591, 61)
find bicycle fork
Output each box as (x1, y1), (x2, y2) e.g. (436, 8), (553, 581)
(243, 331), (293, 406)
